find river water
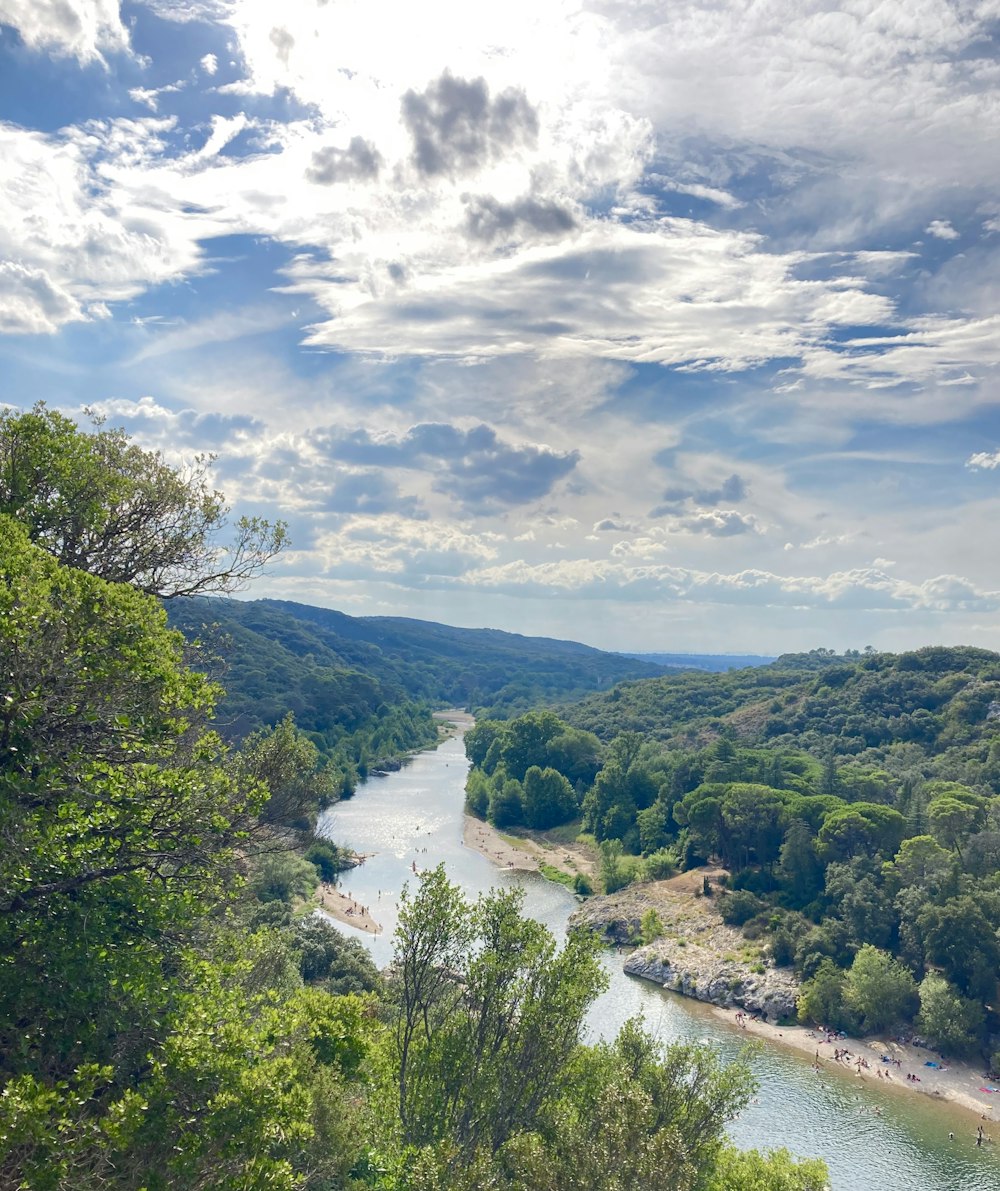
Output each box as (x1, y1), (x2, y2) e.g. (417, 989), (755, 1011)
(316, 731), (1000, 1190)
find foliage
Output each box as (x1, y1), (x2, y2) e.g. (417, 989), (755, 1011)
(704, 1146), (829, 1191)
(249, 852), (320, 904)
(842, 946), (918, 1034)
(797, 959), (850, 1031)
(917, 973), (985, 1057)
(523, 764), (578, 829)
(0, 517), (261, 1083)
(719, 890), (767, 927)
(375, 867), (813, 1188)
(292, 915), (384, 994)
(637, 908), (665, 945)
(389, 865), (607, 1158)
(0, 403), (285, 598)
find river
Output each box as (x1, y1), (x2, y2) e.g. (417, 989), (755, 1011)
(316, 730), (1000, 1190)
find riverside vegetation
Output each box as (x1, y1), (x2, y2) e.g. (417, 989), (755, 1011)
(0, 406), (826, 1190)
(463, 648), (1000, 1066)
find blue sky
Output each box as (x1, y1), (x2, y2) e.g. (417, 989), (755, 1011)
(1, 0), (999, 654)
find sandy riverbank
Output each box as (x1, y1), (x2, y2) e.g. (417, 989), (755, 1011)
(462, 815), (601, 886)
(433, 708), (475, 735)
(315, 882), (382, 934)
(714, 1005), (1000, 1125)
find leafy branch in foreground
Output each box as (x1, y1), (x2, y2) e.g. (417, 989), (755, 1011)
(0, 403), (286, 598)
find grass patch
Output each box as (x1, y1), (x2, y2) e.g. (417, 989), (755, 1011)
(539, 862), (576, 890)
(542, 819), (585, 844)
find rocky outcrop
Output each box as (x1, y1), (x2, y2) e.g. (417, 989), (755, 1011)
(624, 943), (799, 1023)
(568, 886), (670, 944)
(569, 869), (801, 1024)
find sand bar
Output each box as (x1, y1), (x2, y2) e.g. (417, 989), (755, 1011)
(315, 882), (382, 934)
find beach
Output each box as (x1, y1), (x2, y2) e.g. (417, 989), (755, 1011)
(315, 881), (382, 934)
(462, 813), (601, 886)
(717, 1006), (999, 1125)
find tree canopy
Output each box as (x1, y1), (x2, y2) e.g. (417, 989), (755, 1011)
(0, 404), (286, 598)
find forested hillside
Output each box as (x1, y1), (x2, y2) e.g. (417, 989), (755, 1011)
(466, 646), (1000, 1062)
(167, 595), (666, 734)
(166, 598), (440, 792)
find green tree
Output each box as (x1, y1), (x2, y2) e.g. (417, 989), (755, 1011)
(777, 819), (823, 906)
(234, 712), (338, 827)
(797, 958), (850, 1031)
(705, 1146), (828, 1191)
(816, 803), (905, 862)
(0, 403), (285, 597)
(926, 787), (987, 859)
(886, 834), (955, 894)
(544, 726), (604, 786)
(0, 519), (263, 1080)
(464, 719), (508, 771)
(918, 896), (1000, 1001)
(637, 801), (671, 854)
(842, 945), (917, 1034)
(489, 778), (524, 827)
(917, 973), (985, 1057)
(721, 784), (789, 869)
(499, 710), (566, 781)
(600, 838), (629, 893)
(389, 866), (607, 1162)
(523, 765), (577, 829)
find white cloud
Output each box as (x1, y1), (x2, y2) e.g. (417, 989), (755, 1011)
(454, 558), (1000, 613)
(0, 260), (83, 333)
(0, 119), (218, 333)
(309, 515), (502, 581)
(925, 219), (959, 240)
(966, 448), (1000, 470)
(0, 0), (129, 64)
(200, 52), (218, 75)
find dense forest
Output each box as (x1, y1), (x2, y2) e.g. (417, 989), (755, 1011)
(168, 596), (665, 727)
(464, 646), (1000, 1064)
(0, 406), (825, 1190)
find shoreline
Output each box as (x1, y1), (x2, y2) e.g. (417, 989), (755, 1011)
(462, 813), (601, 887)
(463, 815), (541, 872)
(314, 881), (382, 934)
(347, 725), (999, 1132)
(712, 1005), (999, 1125)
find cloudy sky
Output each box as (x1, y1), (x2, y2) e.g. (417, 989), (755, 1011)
(1, 0), (1000, 655)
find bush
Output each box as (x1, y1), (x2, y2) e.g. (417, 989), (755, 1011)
(305, 840), (351, 882)
(251, 853), (320, 903)
(770, 928), (797, 967)
(573, 872), (594, 896)
(293, 916), (383, 994)
(719, 890), (766, 927)
(643, 848), (679, 881)
(637, 908), (664, 945)
(730, 868), (780, 896)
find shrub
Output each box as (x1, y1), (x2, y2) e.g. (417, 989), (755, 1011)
(305, 840), (351, 882)
(573, 872), (594, 896)
(643, 848), (679, 881)
(719, 890), (766, 927)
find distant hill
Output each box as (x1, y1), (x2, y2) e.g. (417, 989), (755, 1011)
(625, 651), (776, 672)
(166, 597), (668, 761)
(560, 645), (1000, 780)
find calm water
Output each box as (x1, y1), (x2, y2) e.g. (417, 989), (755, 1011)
(317, 731), (1000, 1190)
